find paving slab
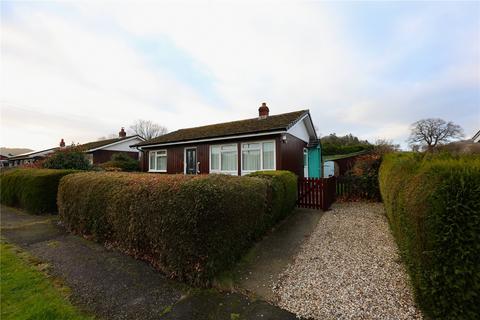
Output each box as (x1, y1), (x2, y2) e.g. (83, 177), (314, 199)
(0, 205), (298, 320)
(221, 207), (322, 301)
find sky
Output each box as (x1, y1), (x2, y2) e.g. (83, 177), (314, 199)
(1, 1), (479, 150)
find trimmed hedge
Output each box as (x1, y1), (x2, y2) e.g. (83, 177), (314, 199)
(0, 169), (77, 214)
(58, 171), (297, 286)
(379, 153), (480, 319)
(247, 170), (297, 227)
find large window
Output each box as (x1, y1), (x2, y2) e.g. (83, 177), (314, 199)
(210, 144), (237, 174)
(241, 141), (275, 174)
(149, 150), (167, 172)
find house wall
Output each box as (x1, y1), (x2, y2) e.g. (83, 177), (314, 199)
(142, 134), (305, 176)
(279, 133), (307, 178)
(91, 150), (139, 164)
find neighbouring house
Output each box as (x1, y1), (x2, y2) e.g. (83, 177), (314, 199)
(7, 147), (59, 167)
(8, 128), (144, 167)
(79, 128), (144, 165)
(134, 103), (322, 178)
(0, 154), (11, 168)
(472, 130), (480, 143)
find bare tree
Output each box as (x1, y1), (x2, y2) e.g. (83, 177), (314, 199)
(129, 119), (168, 140)
(407, 118), (464, 151)
(373, 138), (400, 154)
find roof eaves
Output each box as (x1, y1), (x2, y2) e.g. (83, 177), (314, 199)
(136, 129), (287, 149)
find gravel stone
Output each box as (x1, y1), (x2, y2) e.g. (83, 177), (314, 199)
(273, 202), (423, 320)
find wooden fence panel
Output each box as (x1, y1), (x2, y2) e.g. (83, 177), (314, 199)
(297, 177), (336, 210)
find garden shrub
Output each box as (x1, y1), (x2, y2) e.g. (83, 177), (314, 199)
(0, 169), (77, 214)
(42, 148), (91, 170)
(379, 153), (480, 319)
(98, 153), (140, 172)
(341, 153), (382, 201)
(58, 172), (297, 287)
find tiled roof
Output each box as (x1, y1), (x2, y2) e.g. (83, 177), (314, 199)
(137, 110), (308, 147)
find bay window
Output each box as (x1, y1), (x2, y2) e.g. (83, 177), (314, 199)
(149, 150), (167, 172)
(241, 140), (275, 174)
(210, 144), (237, 174)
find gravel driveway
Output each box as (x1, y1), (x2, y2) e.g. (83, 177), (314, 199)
(273, 202), (423, 320)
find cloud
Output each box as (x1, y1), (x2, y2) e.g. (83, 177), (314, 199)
(1, 1), (478, 150)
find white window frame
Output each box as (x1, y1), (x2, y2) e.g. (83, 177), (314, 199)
(241, 140), (276, 175)
(209, 144), (238, 175)
(148, 149), (167, 172)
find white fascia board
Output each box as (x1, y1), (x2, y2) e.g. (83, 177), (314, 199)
(137, 130), (286, 149)
(287, 113), (317, 142)
(86, 136), (145, 152)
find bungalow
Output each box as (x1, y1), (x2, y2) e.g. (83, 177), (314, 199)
(79, 128), (144, 165)
(7, 147), (59, 167)
(8, 128), (144, 167)
(135, 103), (322, 178)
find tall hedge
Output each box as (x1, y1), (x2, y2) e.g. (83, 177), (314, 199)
(247, 170), (297, 227)
(0, 169), (77, 214)
(58, 171), (297, 286)
(379, 153), (480, 319)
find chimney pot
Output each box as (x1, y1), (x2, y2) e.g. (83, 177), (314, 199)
(119, 127), (127, 138)
(258, 102), (269, 119)
(59, 138), (65, 148)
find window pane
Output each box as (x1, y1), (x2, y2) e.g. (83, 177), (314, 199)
(211, 146), (219, 170)
(221, 151), (237, 171)
(243, 143), (260, 150)
(221, 144), (236, 151)
(263, 142), (274, 169)
(242, 150), (261, 171)
(157, 155), (167, 171)
(149, 152), (155, 170)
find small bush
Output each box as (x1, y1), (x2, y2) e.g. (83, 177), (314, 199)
(379, 153), (480, 319)
(98, 153), (139, 172)
(43, 148), (91, 170)
(58, 172), (296, 286)
(0, 169), (77, 214)
(342, 154), (382, 201)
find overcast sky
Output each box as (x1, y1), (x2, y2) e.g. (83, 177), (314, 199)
(1, 1), (479, 150)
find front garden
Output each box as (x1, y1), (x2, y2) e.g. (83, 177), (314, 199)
(0, 168), (297, 287)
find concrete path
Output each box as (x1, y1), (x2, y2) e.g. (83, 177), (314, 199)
(0, 206), (297, 320)
(217, 207), (322, 301)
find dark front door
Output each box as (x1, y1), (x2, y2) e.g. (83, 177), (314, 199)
(186, 148), (197, 174)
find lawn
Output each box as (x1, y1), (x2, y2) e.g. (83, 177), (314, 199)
(0, 242), (92, 320)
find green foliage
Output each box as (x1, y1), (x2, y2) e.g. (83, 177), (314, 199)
(247, 170), (297, 228)
(42, 149), (91, 170)
(1, 243), (92, 320)
(0, 169), (77, 214)
(58, 171), (297, 287)
(379, 153), (480, 319)
(99, 153), (140, 172)
(321, 133), (372, 156)
(342, 154), (382, 201)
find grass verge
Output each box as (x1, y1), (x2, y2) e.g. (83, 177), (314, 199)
(0, 242), (92, 320)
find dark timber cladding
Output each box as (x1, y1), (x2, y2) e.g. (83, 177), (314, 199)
(89, 150), (139, 165)
(142, 133), (306, 177)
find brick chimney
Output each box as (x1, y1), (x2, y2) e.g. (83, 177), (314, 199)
(59, 138), (65, 148)
(119, 127), (127, 138)
(258, 102), (269, 119)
